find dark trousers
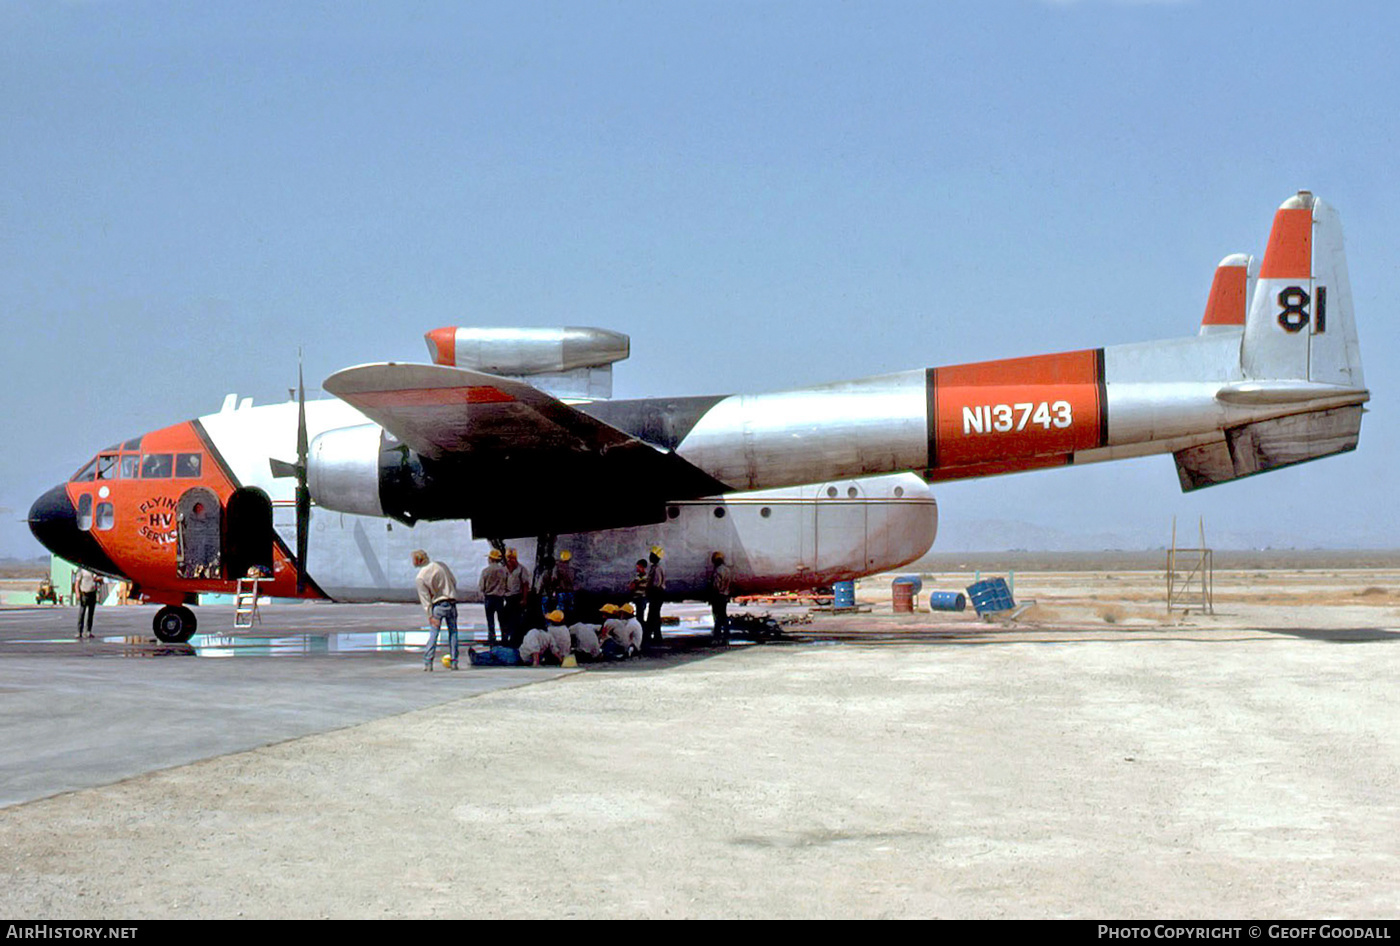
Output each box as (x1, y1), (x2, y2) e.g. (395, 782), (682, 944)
(77, 591), (97, 636)
(484, 595), (507, 643)
(503, 599), (525, 648)
(643, 593), (664, 645)
(711, 596), (729, 639)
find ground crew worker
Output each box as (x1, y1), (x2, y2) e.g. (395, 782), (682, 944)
(554, 550), (576, 621)
(643, 546), (666, 647)
(413, 549), (459, 671)
(544, 609), (572, 662)
(73, 567), (102, 639)
(709, 551), (733, 643)
(628, 559), (649, 624)
(503, 548), (531, 647)
(569, 613), (602, 662)
(533, 554), (557, 624)
(519, 610), (571, 667)
(479, 549), (509, 645)
(619, 602), (644, 655)
(600, 603), (640, 659)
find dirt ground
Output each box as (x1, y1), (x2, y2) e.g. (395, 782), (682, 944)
(1, 565), (1397, 919)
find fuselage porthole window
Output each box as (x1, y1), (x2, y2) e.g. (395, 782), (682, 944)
(760, 507), (771, 518)
(95, 502), (115, 531)
(76, 493), (93, 531)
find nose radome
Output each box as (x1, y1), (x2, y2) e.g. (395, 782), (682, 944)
(28, 484), (125, 577)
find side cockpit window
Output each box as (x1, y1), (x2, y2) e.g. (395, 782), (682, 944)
(140, 454), (174, 478)
(175, 453), (202, 478)
(95, 454), (119, 480)
(120, 455), (140, 479)
(71, 459), (97, 483)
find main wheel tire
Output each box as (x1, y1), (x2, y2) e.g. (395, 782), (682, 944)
(152, 605), (198, 643)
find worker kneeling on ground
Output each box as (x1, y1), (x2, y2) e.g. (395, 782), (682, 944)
(600, 603), (642, 660)
(569, 609), (603, 663)
(519, 610), (573, 667)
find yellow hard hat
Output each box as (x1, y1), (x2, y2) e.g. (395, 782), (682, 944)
(489, 549), (503, 560)
(600, 603), (619, 614)
(650, 545), (664, 558)
(546, 610), (565, 623)
(619, 602), (635, 616)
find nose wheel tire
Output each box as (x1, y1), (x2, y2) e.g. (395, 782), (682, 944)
(153, 605), (198, 643)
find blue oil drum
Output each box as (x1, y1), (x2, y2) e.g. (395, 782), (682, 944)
(832, 581), (856, 608)
(966, 578), (1015, 615)
(928, 591), (967, 612)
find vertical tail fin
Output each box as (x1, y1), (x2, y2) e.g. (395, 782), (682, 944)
(1198, 253), (1255, 335)
(1241, 191), (1364, 387)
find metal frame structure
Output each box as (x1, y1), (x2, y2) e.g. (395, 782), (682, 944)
(1166, 518), (1214, 615)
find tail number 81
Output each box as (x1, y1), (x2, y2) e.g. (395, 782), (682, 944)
(962, 401), (1072, 435)
(1277, 285), (1328, 334)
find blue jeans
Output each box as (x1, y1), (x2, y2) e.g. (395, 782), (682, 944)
(423, 600), (459, 667)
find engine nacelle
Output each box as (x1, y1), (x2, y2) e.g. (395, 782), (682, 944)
(424, 326), (629, 375)
(307, 424), (386, 519)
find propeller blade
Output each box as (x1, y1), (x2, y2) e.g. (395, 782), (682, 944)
(295, 353), (310, 596)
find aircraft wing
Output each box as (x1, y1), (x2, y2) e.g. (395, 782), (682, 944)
(324, 362), (636, 460)
(323, 362), (729, 536)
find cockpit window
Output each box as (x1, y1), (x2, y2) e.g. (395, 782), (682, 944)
(175, 453), (202, 478)
(71, 459), (97, 482)
(122, 436), (143, 451)
(120, 455), (140, 479)
(95, 455), (119, 480)
(140, 454), (174, 478)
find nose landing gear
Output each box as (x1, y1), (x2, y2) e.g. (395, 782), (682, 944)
(153, 605), (198, 643)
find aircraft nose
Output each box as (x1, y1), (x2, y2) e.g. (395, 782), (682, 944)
(28, 484), (77, 556)
(28, 484), (123, 576)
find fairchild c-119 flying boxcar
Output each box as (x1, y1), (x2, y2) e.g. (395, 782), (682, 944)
(30, 192), (1366, 641)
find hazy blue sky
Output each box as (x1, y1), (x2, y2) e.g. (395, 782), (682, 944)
(3, 0), (1397, 556)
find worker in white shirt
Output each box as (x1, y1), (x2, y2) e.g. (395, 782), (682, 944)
(413, 549), (459, 671)
(619, 603), (645, 655)
(73, 567), (103, 639)
(519, 610), (572, 667)
(569, 615), (603, 662)
(601, 603), (642, 658)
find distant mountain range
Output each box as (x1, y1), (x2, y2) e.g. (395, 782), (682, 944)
(932, 518), (1394, 553)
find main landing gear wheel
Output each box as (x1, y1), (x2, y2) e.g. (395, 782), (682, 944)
(153, 605), (198, 643)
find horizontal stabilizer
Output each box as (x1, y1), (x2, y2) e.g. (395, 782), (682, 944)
(1173, 405), (1362, 491)
(1199, 253), (1254, 335)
